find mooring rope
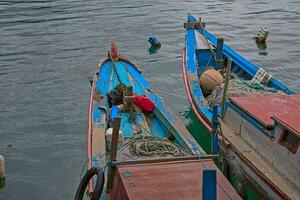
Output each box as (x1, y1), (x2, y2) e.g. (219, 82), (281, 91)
(199, 22), (218, 64)
(79, 153), (106, 180)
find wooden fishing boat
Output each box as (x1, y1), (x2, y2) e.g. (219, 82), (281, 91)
(74, 43), (241, 200)
(182, 14), (300, 200)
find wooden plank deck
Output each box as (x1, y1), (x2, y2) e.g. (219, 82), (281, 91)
(230, 94), (300, 129)
(111, 159), (241, 200)
(272, 114), (300, 136)
(221, 123), (300, 200)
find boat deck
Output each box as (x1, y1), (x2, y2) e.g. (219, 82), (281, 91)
(111, 159), (241, 200)
(221, 123), (300, 200)
(230, 94), (300, 129)
(272, 114), (300, 136)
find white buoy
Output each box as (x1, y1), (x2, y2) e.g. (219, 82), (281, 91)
(0, 155), (5, 189)
(254, 27), (269, 42)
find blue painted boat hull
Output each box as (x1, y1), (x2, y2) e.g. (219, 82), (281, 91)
(87, 47), (208, 199)
(183, 15), (294, 131)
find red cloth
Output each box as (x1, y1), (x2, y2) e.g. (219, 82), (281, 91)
(134, 95), (155, 112)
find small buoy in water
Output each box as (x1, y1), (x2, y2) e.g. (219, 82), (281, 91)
(148, 36), (161, 48)
(199, 69), (224, 95)
(0, 155), (5, 189)
(253, 27), (269, 43)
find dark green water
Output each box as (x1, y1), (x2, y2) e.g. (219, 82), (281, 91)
(0, 0), (299, 199)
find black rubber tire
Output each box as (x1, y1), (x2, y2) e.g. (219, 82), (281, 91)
(91, 169), (104, 200)
(74, 167), (104, 200)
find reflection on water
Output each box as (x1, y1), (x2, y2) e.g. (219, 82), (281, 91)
(148, 45), (161, 55)
(256, 41), (268, 56)
(0, 0), (299, 199)
(0, 178), (5, 189)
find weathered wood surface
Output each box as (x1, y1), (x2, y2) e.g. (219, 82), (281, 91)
(230, 94), (300, 129)
(111, 160), (241, 200)
(221, 123), (300, 200)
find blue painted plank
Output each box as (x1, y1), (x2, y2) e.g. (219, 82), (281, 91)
(122, 61), (150, 90)
(109, 62), (121, 91)
(202, 170), (217, 200)
(96, 61), (111, 95)
(114, 61), (132, 87)
(120, 113), (133, 137)
(121, 63), (145, 95)
(130, 78), (145, 95)
(196, 49), (217, 74)
(186, 29), (197, 74)
(93, 107), (102, 123)
(149, 116), (169, 138)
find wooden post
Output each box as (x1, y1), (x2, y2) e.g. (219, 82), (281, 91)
(124, 86), (133, 112)
(202, 169), (217, 200)
(221, 59), (232, 119)
(107, 117), (121, 190)
(216, 38), (224, 68)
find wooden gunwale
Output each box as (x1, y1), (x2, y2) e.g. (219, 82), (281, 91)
(87, 57), (107, 196)
(182, 47), (212, 132)
(112, 155), (220, 167)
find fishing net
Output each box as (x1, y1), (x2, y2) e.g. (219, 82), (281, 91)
(117, 134), (192, 161)
(206, 78), (285, 106)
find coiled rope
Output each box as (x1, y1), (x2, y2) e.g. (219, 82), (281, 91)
(118, 134), (190, 158)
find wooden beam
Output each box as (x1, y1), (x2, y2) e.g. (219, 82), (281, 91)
(112, 155), (219, 167)
(124, 86), (133, 111)
(107, 117), (121, 190)
(221, 59), (232, 119)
